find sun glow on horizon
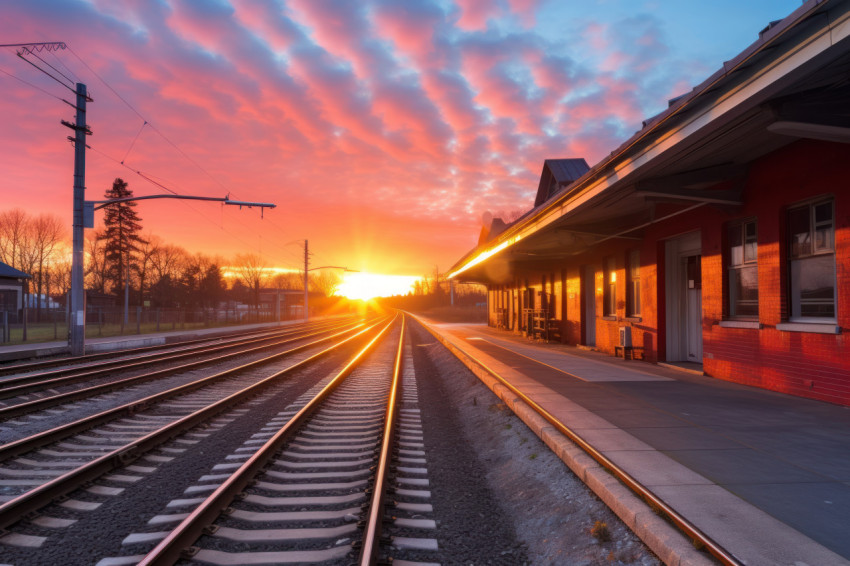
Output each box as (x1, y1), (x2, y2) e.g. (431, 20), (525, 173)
(336, 272), (419, 301)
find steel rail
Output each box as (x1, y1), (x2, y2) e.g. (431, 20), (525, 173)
(0, 320), (373, 463)
(137, 314), (399, 566)
(0, 316), (391, 531)
(0, 318), (349, 396)
(413, 315), (742, 566)
(0, 319), (348, 376)
(358, 314), (405, 565)
(0, 319), (366, 420)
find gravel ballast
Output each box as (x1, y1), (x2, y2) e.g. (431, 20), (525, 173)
(408, 320), (661, 565)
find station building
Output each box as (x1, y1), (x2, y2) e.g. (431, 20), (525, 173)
(448, 0), (850, 406)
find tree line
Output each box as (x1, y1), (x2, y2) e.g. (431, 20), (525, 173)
(0, 178), (340, 320)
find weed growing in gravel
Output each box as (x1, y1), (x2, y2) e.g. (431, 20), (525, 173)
(529, 453), (538, 460)
(590, 520), (611, 542)
(504, 424), (512, 430)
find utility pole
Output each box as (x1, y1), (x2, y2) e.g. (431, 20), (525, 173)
(303, 240), (309, 322)
(68, 82), (88, 356)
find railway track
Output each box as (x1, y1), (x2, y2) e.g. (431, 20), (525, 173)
(0, 316), (389, 530)
(0, 318), (367, 425)
(117, 313), (436, 565)
(0, 318), (352, 400)
(0, 318), (354, 377)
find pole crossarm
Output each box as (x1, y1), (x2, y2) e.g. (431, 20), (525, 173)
(87, 194), (276, 211)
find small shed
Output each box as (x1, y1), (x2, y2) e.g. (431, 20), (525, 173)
(0, 262), (31, 323)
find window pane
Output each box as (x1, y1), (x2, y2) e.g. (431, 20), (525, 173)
(729, 266), (758, 318)
(788, 206), (811, 257)
(814, 202), (834, 252)
(631, 280), (640, 315)
(629, 249), (640, 279)
(815, 226), (834, 252)
(790, 255), (835, 319)
(744, 221), (757, 263)
(815, 202), (832, 224)
(728, 224), (743, 265)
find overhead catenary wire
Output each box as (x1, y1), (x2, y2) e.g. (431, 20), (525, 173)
(15, 50), (78, 95)
(4, 41), (304, 270)
(0, 64), (69, 104)
(86, 144), (302, 272)
(48, 48), (81, 84)
(23, 47), (76, 87)
(121, 121), (148, 165)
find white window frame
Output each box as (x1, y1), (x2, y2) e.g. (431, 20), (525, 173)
(726, 219), (758, 320)
(787, 198), (837, 323)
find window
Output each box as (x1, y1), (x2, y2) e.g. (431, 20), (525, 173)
(788, 199), (836, 321)
(727, 220), (758, 319)
(604, 256), (616, 316)
(626, 250), (640, 317)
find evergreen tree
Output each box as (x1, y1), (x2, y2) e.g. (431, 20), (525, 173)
(100, 178), (146, 297)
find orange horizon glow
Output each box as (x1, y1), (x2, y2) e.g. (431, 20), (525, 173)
(336, 272), (419, 301)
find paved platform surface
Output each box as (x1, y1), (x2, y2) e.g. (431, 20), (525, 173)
(419, 319), (850, 566)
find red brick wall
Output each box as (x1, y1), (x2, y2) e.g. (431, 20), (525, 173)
(484, 139), (850, 405)
(702, 139), (850, 405)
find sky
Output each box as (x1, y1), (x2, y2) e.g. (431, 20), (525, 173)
(0, 0), (803, 293)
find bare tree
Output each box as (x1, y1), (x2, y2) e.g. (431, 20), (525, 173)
(30, 214), (66, 320)
(135, 234), (160, 306)
(0, 209), (29, 269)
(49, 255), (72, 306)
(232, 253), (269, 308)
(272, 271), (302, 290)
(310, 270), (342, 297)
(150, 243), (186, 284)
(85, 228), (108, 294)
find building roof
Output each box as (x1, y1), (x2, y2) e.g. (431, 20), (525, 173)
(449, 0), (850, 282)
(534, 159), (591, 207)
(0, 262), (30, 280)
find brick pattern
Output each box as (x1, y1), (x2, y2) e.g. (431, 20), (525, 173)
(484, 139), (850, 405)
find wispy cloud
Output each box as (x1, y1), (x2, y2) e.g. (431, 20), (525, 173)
(0, 0), (776, 274)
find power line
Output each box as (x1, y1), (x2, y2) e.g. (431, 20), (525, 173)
(121, 120), (148, 164)
(12, 42), (301, 268)
(66, 44), (143, 121)
(48, 48), (81, 84)
(15, 50), (77, 95)
(87, 143), (298, 267)
(24, 47), (76, 87)
(0, 64), (69, 104)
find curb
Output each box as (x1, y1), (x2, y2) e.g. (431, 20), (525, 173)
(413, 315), (717, 566)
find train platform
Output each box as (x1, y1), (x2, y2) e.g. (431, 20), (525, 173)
(416, 318), (850, 566)
(0, 320), (305, 363)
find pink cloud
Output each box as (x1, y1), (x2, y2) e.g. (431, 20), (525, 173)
(0, 0), (695, 276)
(455, 0), (499, 31)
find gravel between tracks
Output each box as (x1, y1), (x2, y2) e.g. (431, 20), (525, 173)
(409, 320), (661, 566)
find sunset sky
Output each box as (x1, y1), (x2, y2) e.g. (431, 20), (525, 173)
(1, 0), (801, 294)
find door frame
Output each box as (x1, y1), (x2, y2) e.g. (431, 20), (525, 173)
(664, 232), (702, 362)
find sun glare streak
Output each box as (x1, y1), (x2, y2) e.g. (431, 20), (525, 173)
(336, 272), (419, 301)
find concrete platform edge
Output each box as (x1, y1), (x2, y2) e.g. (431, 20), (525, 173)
(412, 315), (716, 566)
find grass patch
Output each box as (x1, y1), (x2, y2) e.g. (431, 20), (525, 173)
(590, 520), (611, 542)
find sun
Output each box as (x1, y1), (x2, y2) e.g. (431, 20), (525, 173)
(336, 272), (419, 301)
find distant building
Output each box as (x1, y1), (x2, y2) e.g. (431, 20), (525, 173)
(0, 262), (30, 323)
(449, 0), (850, 406)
